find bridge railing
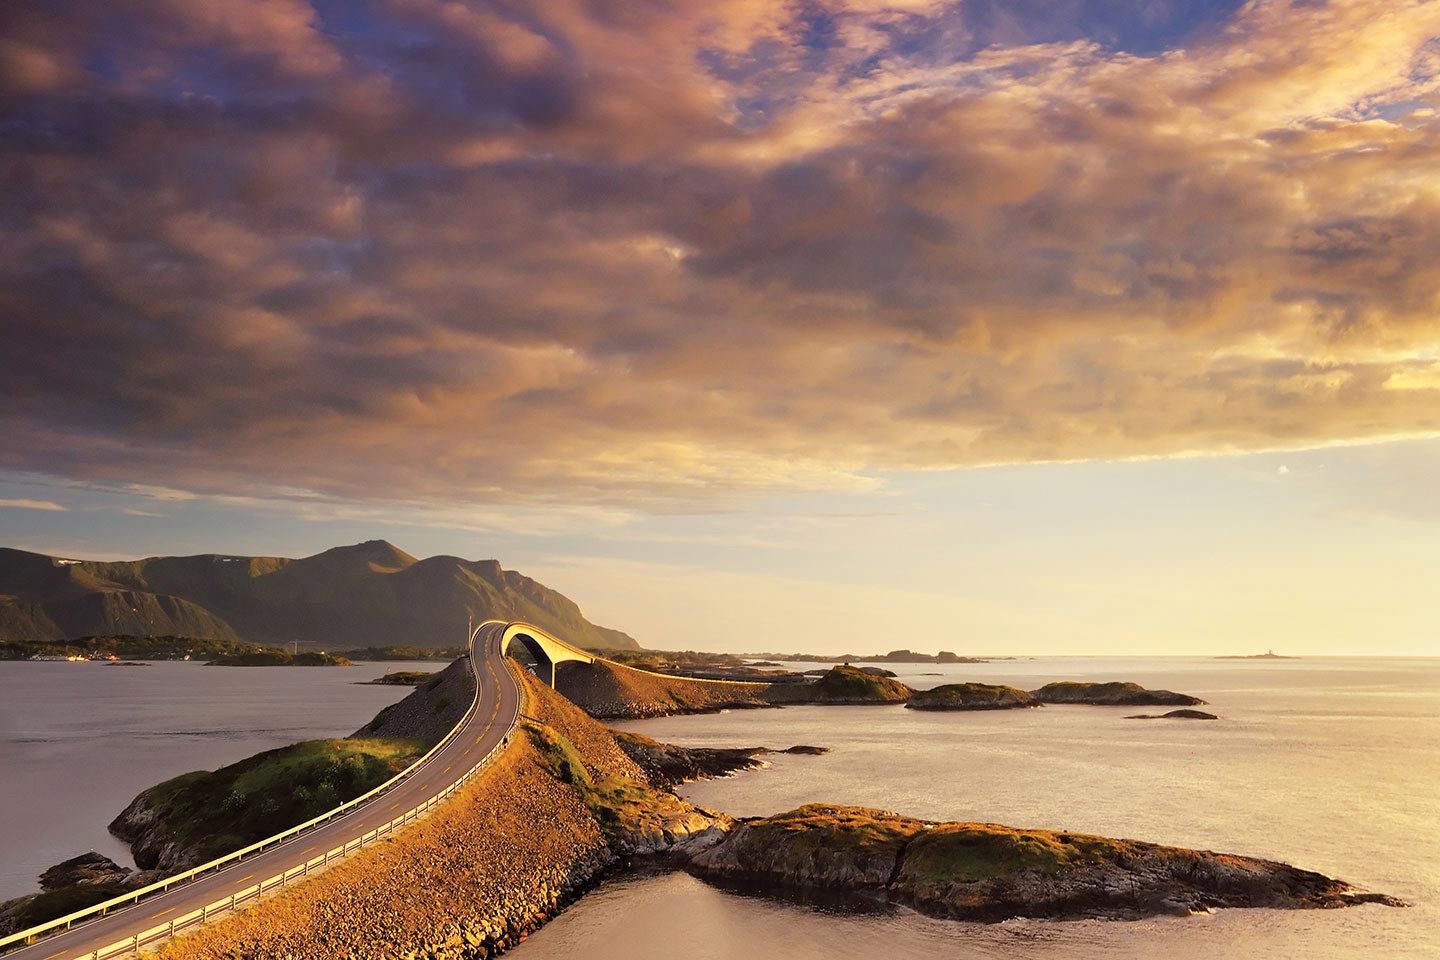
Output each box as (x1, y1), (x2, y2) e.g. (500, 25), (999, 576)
(0, 625), (518, 956)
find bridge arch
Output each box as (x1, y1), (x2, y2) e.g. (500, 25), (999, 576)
(497, 622), (595, 686)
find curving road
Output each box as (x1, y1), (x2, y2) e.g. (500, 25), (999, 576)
(4, 621), (522, 960)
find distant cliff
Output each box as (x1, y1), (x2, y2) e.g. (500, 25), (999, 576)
(0, 541), (639, 651)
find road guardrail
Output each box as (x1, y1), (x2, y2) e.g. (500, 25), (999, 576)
(1, 622), (522, 958)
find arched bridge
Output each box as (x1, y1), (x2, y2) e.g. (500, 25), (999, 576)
(493, 621), (596, 686)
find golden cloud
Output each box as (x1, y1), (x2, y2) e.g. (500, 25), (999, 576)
(1, 0), (1439, 507)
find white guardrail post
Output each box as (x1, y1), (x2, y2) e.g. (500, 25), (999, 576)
(2, 623), (525, 959)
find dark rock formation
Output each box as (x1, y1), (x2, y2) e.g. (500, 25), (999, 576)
(688, 804), (1406, 922)
(1031, 681), (1206, 706)
(39, 852), (130, 890)
(0, 854), (163, 938)
(614, 733), (831, 789)
(907, 683), (1039, 711)
(1126, 709), (1220, 720)
(613, 732), (768, 789)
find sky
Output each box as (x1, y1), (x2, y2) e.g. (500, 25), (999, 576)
(2, 0), (1438, 655)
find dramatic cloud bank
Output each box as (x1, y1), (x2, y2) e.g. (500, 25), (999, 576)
(2, 0), (1438, 508)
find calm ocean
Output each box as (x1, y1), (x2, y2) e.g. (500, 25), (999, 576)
(520, 656), (1440, 960)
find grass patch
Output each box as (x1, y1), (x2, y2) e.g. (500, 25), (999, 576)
(118, 738), (423, 865)
(523, 724), (689, 839)
(756, 804), (924, 856)
(902, 824), (1144, 883)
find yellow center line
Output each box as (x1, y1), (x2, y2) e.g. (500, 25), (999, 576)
(237, 873), (255, 882)
(149, 907), (175, 920)
(42, 951), (67, 960)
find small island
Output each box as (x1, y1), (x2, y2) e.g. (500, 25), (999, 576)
(689, 804), (1405, 921)
(1031, 681), (1206, 706)
(907, 683), (1039, 711)
(1217, 650), (1299, 660)
(207, 650), (351, 667)
(1125, 709), (1220, 720)
(360, 670), (438, 685)
(764, 665), (912, 705)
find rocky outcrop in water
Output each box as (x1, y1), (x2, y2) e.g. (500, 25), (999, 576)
(762, 666), (912, 705)
(907, 683), (1039, 711)
(1126, 709), (1220, 720)
(38, 852), (131, 889)
(1031, 681), (1206, 706)
(688, 804), (1405, 922)
(614, 732), (830, 789)
(0, 853), (162, 938)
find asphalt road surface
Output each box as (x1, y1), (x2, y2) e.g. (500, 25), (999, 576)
(5, 621), (522, 960)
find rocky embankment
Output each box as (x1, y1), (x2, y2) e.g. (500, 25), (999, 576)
(554, 661), (917, 719)
(689, 804), (1405, 922)
(356, 656), (476, 743)
(1031, 681), (1206, 706)
(148, 670), (735, 960)
(907, 683), (1038, 711)
(555, 659), (774, 719)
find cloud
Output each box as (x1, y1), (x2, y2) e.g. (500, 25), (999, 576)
(0, 498), (68, 512)
(2, 0), (1439, 510)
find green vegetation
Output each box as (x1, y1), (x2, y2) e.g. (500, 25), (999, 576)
(758, 804), (925, 857)
(524, 723), (691, 839)
(114, 738), (422, 866)
(366, 670), (438, 685)
(0, 635), (273, 661)
(907, 683), (1037, 710)
(902, 823), (1143, 883)
(207, 650), (351, 666)
(340, 645), (464, 661)
(727, 805), (1146, 886)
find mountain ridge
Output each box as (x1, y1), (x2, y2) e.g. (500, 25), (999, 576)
(0, 540), (640, 651)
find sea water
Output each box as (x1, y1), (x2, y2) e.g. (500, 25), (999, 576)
(513, 657), (1440, 959)
(0, 659), (427, 898)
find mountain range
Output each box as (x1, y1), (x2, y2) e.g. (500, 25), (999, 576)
(0, 540), (639, 651)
